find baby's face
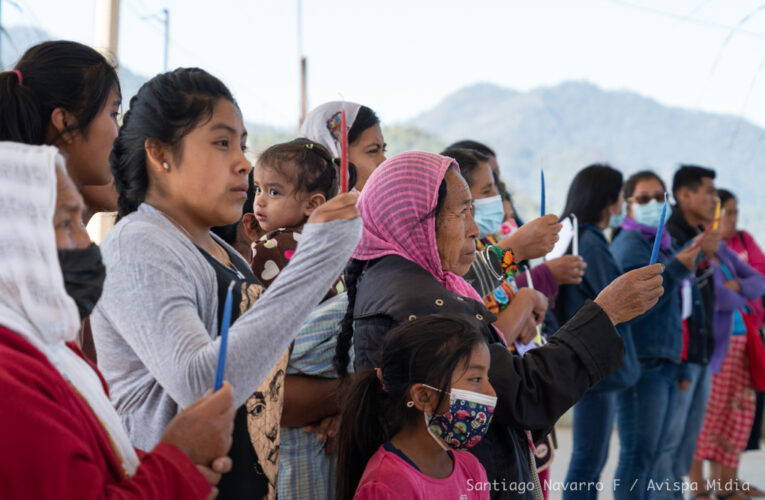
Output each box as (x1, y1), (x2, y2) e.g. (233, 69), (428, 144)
(251, 162), (308, 232)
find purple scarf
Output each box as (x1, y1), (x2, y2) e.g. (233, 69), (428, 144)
(620, 216), (672, 251)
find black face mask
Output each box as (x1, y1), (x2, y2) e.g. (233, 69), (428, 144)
(58, 243), (107, 321)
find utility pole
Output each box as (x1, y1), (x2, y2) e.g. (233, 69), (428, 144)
(94, 0), (120, 62)
(297, 0), (307, 129)
(162, 8), (169, 71)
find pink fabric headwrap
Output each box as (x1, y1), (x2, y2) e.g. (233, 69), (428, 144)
(353, 151), (483, 302)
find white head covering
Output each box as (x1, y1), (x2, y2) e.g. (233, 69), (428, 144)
(0, 142), (140, 476)
(298, 101), (363, 158)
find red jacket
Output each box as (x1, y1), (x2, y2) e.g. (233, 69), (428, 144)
(0, 325), (210, 499)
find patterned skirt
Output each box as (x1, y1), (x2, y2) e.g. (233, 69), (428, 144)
(694, 335), (757, 468)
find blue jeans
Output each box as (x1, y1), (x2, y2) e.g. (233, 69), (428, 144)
(614, 359), (679, 500)
(653, 363), (711, 499)
(564, 389), (619, 500)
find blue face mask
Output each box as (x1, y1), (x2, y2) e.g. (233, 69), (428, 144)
(609, 203), (626, 228)
(632, 199), (671, 228)
(473, 195), (505, 238)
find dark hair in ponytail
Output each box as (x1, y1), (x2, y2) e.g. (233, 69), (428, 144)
(257, 137), (357, 199)
(334, 258), (368, 378)
(0, 40), (119, 145)
(112, 67), (236, 219)
(335, 315), (486, 500)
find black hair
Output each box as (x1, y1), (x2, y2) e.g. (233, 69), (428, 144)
(447, 139), (496, 158)
(623, 170), (667, 199)
(257, 137), (357, 199)
(348, 105), (380, 144)
(334, 258), (369, 378)
(335, 315), (486, 500)
(718, 188), (735, 206)
(672, 164), (716, 200)
(0, 40), (120, 145)
(210, 170), (256, 245)
(560, 163), (623, 224)
(440, 147), (491, 187)
(111, 67), (236, 219)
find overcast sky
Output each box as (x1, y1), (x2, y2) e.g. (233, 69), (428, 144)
(10, 0), (765, 130)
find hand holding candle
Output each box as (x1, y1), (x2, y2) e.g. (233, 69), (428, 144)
(214, 281), (235, 391)
(540, 168), (546, 217)
(649, 193), (669, 266)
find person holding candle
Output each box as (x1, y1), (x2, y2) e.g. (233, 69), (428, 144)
(299, 101), (386, 191)
(718, 189), (765, 496)
(656, 165), (721, 499)
(689, 188), (765, 500)
(334, 151), (667, 499)
(0, 143), (239, 499)
(442, 148), (585, 337)
(91, 68), (362, 500)
(555, 164), (640, 500)
(610, 170), (702, 500)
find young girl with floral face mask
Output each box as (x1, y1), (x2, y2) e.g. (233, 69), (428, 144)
(335, 316), (496, 500)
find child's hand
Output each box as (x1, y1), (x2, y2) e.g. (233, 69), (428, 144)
(307, 192), (359, 224)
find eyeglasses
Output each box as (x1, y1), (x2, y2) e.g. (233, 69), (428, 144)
(628, 194), (665, 205)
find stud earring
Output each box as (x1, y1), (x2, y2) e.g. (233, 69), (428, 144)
(406, 401), (415, 408)
(162, 161), (169, 170)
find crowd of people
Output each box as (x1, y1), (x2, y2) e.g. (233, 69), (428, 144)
(0, 40), (763, 500)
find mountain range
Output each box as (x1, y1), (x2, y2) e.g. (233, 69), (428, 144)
(5, 25), (763, 243)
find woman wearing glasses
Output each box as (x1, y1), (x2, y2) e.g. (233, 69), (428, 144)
(609, 171), (701, 500)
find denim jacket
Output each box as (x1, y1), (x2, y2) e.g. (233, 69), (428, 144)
(611, 228), (691, 362)
(557, 223), (640, 391)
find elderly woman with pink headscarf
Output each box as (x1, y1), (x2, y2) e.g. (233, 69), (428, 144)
(332, 151), (666, 499)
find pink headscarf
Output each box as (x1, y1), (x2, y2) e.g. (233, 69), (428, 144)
(353, 151), (483, 302)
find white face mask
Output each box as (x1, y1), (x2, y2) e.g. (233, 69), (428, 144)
(632, 199), (671, 228)
(472, 195), (505, 238)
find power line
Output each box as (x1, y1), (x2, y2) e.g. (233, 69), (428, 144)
(606, 0), (765, 41)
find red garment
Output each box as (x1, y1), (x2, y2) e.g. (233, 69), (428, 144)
(354, 445), (489, 499)
(694, 335), (757, 468)
(727, 230), (765, 329)
(0, 325), (210, 499)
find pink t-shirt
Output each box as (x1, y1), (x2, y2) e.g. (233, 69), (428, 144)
(354, 445), (490, 499)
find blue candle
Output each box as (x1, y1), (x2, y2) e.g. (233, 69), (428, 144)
(540, 168), (546, 217)
(214, 281), (235, 391)
(649, 193), (669, 265)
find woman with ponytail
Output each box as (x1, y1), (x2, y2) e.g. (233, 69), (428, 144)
(336, 315), (494, 499)
(0, 40), (121, 220)
(91, 67), (361, 499)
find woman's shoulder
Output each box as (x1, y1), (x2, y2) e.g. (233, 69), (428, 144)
(101, 207), (202, 271)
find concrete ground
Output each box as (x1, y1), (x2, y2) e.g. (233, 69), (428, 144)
(546, 426), (765, 499)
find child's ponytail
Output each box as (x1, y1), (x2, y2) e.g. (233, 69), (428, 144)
(335, 369), (392, 500)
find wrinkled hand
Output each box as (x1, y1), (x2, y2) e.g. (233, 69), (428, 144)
(594, 264), (665, 325)
(305, 414), (341, 455)
(197, 456), (233, 500)
(515, 289), (547, 345)
(501, 214), (561, 261)
(307, 192), (359, 224)
(545, 255), (587, 285)
(700, 228), (722, 258)
(160, 382), (236, 467)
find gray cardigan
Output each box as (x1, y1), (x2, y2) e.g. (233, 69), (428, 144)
(91, 204), (362, 450)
